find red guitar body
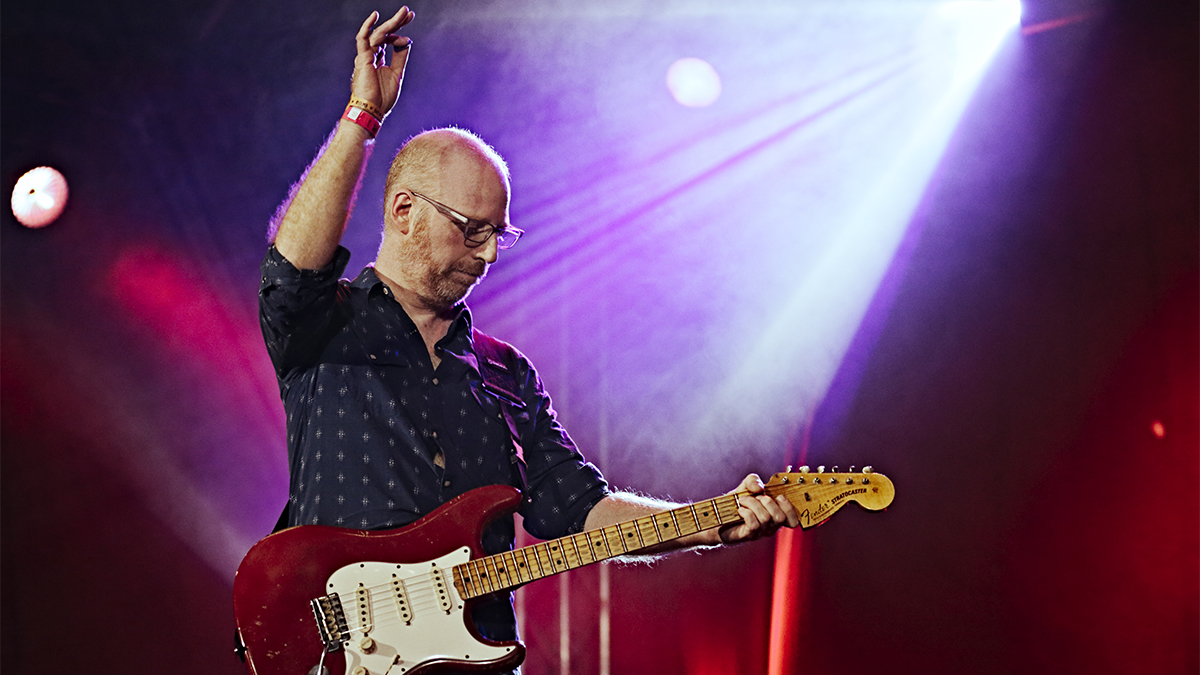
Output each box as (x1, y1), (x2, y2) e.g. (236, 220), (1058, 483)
(233, 485), (526, 675)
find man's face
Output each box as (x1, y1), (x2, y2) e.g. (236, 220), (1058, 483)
(401, 154), (509, 310)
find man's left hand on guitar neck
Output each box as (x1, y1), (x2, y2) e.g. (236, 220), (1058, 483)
(583, 473), (801, 557)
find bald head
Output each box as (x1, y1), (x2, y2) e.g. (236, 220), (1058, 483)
(384, 128), (510, 208)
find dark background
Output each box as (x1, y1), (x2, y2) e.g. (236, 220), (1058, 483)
(2, 0), (1196, 674)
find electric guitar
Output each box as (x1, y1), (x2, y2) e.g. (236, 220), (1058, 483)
(233, 467), (894, 675)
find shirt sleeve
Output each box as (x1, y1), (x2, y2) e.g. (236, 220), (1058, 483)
(259, 245), (352, 379)
(511, 351), (610, 540)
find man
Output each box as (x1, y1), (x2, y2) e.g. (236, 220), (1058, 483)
(259, 5), (800, 662)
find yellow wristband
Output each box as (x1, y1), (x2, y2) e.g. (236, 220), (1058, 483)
(347, 97), (384, 122)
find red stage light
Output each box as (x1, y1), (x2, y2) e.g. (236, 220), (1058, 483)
(11, 166), (69, 228)
(1151, 420), (1165, 438)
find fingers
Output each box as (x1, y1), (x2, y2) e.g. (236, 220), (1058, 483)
(370, 7), (415, 49)
(357, 7), (415, 54)
(740, 473), (765, 495)
(356, 11), (379, 54)
(775, 493), (801, 529)
(737, 494), (779, 531)
(718, 472), (800, 545)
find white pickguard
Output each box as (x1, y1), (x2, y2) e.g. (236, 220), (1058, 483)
(325, 548), (516, 674)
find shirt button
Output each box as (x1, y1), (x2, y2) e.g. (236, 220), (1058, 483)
(370, 354), (377, 360)
(444, 480), (452, 487)
(432, 377), (439, 385)
(432, 431), (438, 439)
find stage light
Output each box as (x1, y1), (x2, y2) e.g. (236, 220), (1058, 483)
(938, 0), (1021, 26)
(666, 57), (722, 108)
(11, 166), (69, 228)
(1151, 421), (1165, 438)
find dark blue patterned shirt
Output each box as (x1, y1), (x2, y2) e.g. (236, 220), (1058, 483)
(259, 245), (609, 644)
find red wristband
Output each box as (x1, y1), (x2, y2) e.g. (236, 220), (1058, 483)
(342, 105), (382, 137)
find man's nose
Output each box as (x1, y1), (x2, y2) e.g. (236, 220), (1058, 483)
(476, 233), (499, 264)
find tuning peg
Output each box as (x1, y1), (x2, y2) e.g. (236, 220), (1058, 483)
(785, 465), (793, 473)
(817, 465), (825, 473)
(799, 466), (810, 473)
(831, 465), (839, 473)
(849, 465), (857, 473)
(862, 466), (874, 473)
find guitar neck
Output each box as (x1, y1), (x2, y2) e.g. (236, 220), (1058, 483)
(453, 494), (741, 599)
(451, 468), (894, 600)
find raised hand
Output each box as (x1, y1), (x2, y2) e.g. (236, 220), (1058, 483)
(717, 473), (801, 545)
(351, 6), (415, 119)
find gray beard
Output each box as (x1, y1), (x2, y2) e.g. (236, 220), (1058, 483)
(404, 224), (487, 311)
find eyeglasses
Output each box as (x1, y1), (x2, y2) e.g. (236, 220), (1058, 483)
(409, 190), (523, 250)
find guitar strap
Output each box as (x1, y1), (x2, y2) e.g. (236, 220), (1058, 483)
(470, 328), (530, 495)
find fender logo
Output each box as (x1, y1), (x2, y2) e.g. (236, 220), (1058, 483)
(831, 487), (867, 505)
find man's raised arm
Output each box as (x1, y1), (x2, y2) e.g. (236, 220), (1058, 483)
(272, 7), (415, 270)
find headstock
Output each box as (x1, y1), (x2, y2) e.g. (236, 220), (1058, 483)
(764, 465), (895, 529)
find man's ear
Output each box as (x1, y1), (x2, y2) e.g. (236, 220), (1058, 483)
(388, 191), (414, 235)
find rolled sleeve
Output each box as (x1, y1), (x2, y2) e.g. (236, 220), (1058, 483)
(259, 245), (352, 376)
(513, 355), (610, 540)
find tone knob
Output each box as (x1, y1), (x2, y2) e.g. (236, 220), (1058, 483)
(360, 636), (377, 654)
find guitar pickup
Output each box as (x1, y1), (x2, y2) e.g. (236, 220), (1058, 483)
(432, 565), (453, 614)
(392, 577), (412, 625)
(310, 592), (350, 652)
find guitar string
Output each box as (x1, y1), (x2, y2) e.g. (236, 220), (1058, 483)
(319, 496), (757, 633)
(321, 507), (729, 612)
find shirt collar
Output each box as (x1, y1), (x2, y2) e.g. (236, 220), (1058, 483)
(352, 265), (475, 342)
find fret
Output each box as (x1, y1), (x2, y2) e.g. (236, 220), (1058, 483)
(694, 499), (722, 530)
(616, 522), (641, 552)
(590, 529), (612, 560)
(461, 562), (480, 598)
(717, 495), (741, 523)
(667, 509), (686, 535)
(532, 544), (553, 579)
(636, 515), (661, 546)
(451, 566), (467, 598)
(466, 559), (485, 595)
(509, 549), (529, 584)
(667, 509), (683, 538)
(526, 546), (546, 581)
(546, 540), (568, 572)
(481, 556), (501, 593)
(493, 552), (515, 589)
(653, 512), (677, 541)
(568, 534), (588, 566)
(508, 550), (525, 583)
(557, 537), (579, 568)
(686, 503), (702, 534)
(603, 525), (626, 554)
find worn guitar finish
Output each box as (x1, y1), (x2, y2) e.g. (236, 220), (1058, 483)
(233, 468), (894, 675)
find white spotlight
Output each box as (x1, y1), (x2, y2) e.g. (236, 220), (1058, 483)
(666, 57), (722, 108)
(12, 166), (69, 228)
